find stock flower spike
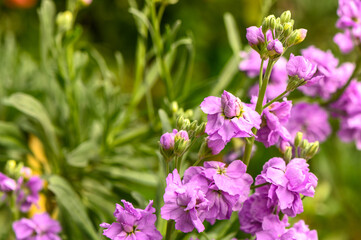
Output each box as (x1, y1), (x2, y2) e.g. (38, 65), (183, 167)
(286, 102), (331, 143)
(100, 200), (162, 240)
(200, 91), (261, 154)
(13, 213), (62, 240)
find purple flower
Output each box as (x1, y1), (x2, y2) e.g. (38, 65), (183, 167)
(334, 30), (354, 53)
(0, 172), (16, 192)
(238, 193), (274, 235)
(13, 213), (61, 240)
(255, 215), (289, 240)
(100, 200), (162, 240)
(332, 80), (361, 117)
(267, 39), (283, 56)
(160, 129), (189, 150)
(161, 169), (209, 233)
(200, 91), (261, 154)
(256, 99), (292, 148)
(181, 160), (253, 225)
(338, 114), (361, 149)
(16, 175), (43, 212)
(286, 54), (318, 83)
(280, 220), (318, 240)
(286, 102), (331, 143)
(298, 46), (355, 99)
(246, 26), (265, 47)
(334, 0), (361, 53)
(257, 157), (317, 217)
(201, 160), (253, 204)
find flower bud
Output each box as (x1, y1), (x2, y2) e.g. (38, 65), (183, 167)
(284, 146), (293, 163)
(176, 115), (184, 129)
(301, 139), (309, 150)
(270, 17), (276, 31)
(275, 24), (284, 38)
(280, 10), (291, 24)
(56, 11), (73, 32)
(305, 141), (319, 160)
(195, 122), (206, 137)
(221, 91), (243, 118)
(294, 132), (303, 147)
(160, 132), (175, 150)
(246, 26), (265, 53)
(79, 0), (92, 6)
(267, 39), (283, 58)
(286, 29), (307, 47)
(286, 54), (317, 91)
(171, 101), (179, 113)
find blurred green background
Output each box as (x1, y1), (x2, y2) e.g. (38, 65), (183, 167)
(0, 0), (360, 239)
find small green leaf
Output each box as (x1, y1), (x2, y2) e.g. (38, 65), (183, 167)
(3, 93), (59, 156)
(48, 175), (98, 240)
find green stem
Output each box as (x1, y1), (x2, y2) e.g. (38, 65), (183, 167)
(165, 161), (169, 176)
(259, 59), (264, 88)
(251, 182), (270, 189)
(164, 220), (174, 240)
(263, 90), (288, 109)
(243, 60), (275, 166)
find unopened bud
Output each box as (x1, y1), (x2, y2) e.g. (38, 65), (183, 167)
(79, 0), (92, 6)
(301, 139), (309, 150)
(280, 10), (291, 24)
(284, 146), (293, 163)
(270, 17), (276, 31)
(287, 29), (307, 47)
(275, 24), (284, 38)
(306, 141), (320, 160)
(171, 102), (179, 113)
(176, 115), (184, 129)
(195, 122), (206, 137)
(294, 132), (303, 147)
(283, 22), (293, 38)
(56, 11), (73, 32)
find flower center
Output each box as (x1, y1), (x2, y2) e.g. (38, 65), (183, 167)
(216, 166), (227, 175)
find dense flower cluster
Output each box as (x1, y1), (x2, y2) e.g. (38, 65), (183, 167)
(200, 91), (261, 154)
(334, 0), (361, 53)
(299, 46), (354, 99)
(332, 80), (361, 149)
(0, 168), (43, 213)
(256, 157), (317, 217)
(161, 160), (253, 232)
(256, 98), (292, 148)
(13, 213), (62, 240)
(100, 200), (162, 240)
(239, 157), (318, 238)
(286, 102), (331, 143)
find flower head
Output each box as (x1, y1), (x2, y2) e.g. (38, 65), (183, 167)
(200, 91), (261, 154)
(286, 54), (318, 83)
(246, 26), (265, 48)
(161, 169), (209, 233)
(100, 200), (162, 240)
(298, 46), (355, 99)
(13, 213), (61, 240)
(286, 102), (331, 143)
(267, 39), (283, 57)
(256, 157), (317, 217)
(256, 99), (292, 148)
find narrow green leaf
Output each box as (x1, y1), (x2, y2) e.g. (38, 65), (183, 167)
(211, 55), (240, 96)
(224, 13), (242, 55)
(48, 175), (98, 240)
(3, 93), (58, 156)
(66, 141), (98, 167)
(158, 109), (172, 133)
